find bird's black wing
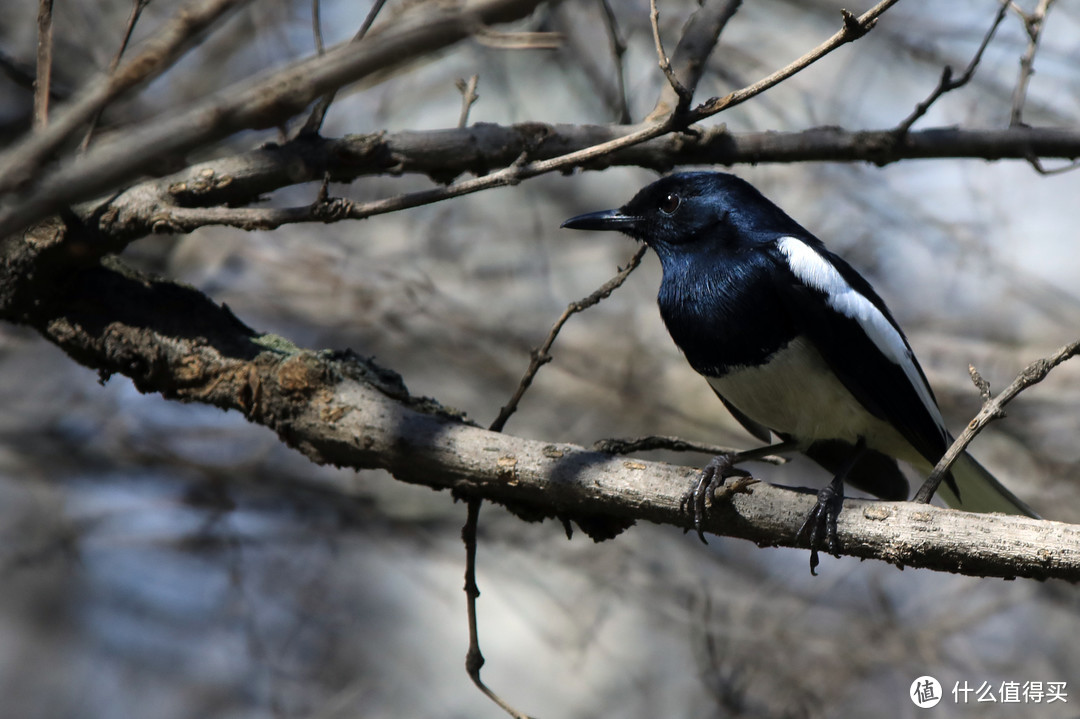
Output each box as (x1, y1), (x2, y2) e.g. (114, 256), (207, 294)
(768, 235), (950, 468)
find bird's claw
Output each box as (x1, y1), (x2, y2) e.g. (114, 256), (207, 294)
(796, 482), (844, 575)
(680, 455), (753, 545)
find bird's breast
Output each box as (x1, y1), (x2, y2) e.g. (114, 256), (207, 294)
(657, 257), (794, 373)
(707, 336), (921, 464)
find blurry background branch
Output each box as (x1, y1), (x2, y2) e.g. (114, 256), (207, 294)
(0, 0), (546, 238)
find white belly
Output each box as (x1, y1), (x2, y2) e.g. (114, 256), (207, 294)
(707, 336), (923, 465)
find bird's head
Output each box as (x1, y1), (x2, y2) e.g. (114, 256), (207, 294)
(561, 172), (803, 258)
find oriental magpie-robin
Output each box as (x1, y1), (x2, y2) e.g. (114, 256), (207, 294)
(562, 172), (1037, 563)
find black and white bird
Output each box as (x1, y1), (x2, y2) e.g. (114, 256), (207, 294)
(562, 172), (1036, 561)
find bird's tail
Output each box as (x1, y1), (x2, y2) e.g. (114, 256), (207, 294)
(934, 452), (1039, 518)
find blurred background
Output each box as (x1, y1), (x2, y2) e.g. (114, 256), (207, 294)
(2, 0), (1080, 716)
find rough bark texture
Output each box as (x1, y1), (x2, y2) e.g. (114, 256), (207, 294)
(9, 255), (1077, 581)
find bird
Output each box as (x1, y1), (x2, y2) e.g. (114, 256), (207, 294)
(561, 171), (1037, 568)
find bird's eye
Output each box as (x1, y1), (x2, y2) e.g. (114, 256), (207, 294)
(659, 193), (681, 215)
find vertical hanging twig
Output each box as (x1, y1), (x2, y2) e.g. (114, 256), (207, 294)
(297, 0), (389, 137)
(1009, 0), (1055, 127)
(34, 0), (55, 129)
(82, 0), (151, 150)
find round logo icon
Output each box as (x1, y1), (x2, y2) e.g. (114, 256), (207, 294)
(910, 676), (943, 708)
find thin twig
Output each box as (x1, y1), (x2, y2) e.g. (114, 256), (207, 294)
(1010, 0), (1055, 127)
(648, 0), (741, 122)
(489, 245), (648, 433)
(312, 0), (326, 55)
(1024, 155), (1080, 175)
(649, 0), (692, 115)
(34, 0), (55, 130)
(473, 28), (560, 50)
(914, 338), (1080, 504)
(894, 0), (1008, 136)
(688, 1), (898, 121)
(82, 0), (152, 151)
(461, 499), (534, 719)
(297, 0), (389, 137)
(592, 435), (787, 464)
(598, 0), (631, 124)
(455, 74), (480, 128)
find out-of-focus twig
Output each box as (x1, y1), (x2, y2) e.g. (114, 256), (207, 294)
(649, 0), (692, 115)
(297, 0), (389, 137)
(1010, 0), (1055, 127)
(688, 2), (898, 120)
(915, 338), (1080, 504)
(0, 0), (546, 239)
(0, 0), (252, 196)
(648, 0), (741, 122)
(34, 0), (55, 130)
(82, 0), (152, 151)
(894, 0), (1008, 136)
(455, 74), (480, 128)
(489, 245), (648, 433)
(598, 0), (631, 123)
(312, 0), (326, 55)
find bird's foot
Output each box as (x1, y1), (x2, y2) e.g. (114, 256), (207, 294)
(796, 481), (844, 576)
(680, 454), (756, 545)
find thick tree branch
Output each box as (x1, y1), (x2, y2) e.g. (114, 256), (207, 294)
(44, 124), (1080, 248)
(11, 258), (1078, 581)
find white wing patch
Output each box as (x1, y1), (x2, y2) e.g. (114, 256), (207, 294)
(776, 236), (946, 434)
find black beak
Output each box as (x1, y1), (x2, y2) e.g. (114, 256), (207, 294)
(561, 208), (642, 232)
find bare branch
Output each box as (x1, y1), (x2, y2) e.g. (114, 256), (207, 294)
(12, 259), (1079, 581)
(34, 0), (55, 130)
(1010, 0), (1056, 127)
(297, 0), (390, 137)
(473, 27), (560, 50)
(915, 338), (1080, 504)
(53, 124), (1080, 252)
(893, 0), (1009, 135)
(489, 245), (648, 433)
(649, 0), (741, 121)
(688, 0), (899, 121)
(312, 0), (326, 55)
(1025, 155), (1080, 175)
(649, 0), (692, 115)
(462, 500), (534, 719)
(0, 0), (253, 196)
(455, 74), (480, 128)
(597, 0), (631, 124)
(100, 0), (902, 239)
(81, 0), (152, 150)
(0, 0), (546, 239)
